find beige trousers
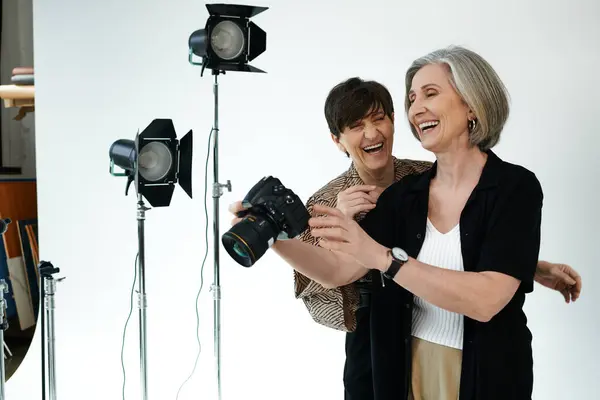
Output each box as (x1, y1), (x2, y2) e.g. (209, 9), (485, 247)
(407, 336), (463, 400)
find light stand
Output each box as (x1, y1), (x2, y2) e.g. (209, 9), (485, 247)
(0, 218), (10, 400)
(39, 261), (64, 400)
(211, 69), (224, 399)
(209, 68), (231, 400)
(109, 119), (193, 400)
(136, 195), (150, 400)
(187, 4), (267, 399)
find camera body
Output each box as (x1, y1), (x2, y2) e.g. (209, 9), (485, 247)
(239, 176), (309, 240)
(222, 176), (310, 267)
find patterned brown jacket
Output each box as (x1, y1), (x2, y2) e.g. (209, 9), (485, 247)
(294, 157), (433, 332)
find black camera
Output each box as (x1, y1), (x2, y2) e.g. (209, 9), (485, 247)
(221, 176), (310, 267)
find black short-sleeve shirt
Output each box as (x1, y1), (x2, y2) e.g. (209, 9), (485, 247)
(356, 150), (543, 400)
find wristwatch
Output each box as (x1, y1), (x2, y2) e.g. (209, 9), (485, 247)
(382, 247), (409, 281)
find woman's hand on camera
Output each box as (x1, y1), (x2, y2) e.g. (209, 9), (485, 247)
(336, 185), (382, 218)
(228, 201), (247, 226)
(309, 203), (388, 269)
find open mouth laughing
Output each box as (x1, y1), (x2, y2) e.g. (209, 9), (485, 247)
(418, 120), (439, 134)
(362, 142), (384, 154)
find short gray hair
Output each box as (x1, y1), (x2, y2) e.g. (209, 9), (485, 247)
(404, 45), (510, 151)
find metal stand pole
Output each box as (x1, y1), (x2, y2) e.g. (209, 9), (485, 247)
(0, 219), (9, 400)
(137, 196), (150, 400)
(211, 69), (231, 400)
(0, 280), (9, 400)
(45, 276), (57, 400)
(39, 261), (64, 400)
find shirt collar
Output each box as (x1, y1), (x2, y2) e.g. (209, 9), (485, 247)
(346, 156), (405, 183)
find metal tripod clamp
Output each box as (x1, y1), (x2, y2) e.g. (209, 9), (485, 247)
(213, 180), (232, 198)
(39, 261), (60, 278)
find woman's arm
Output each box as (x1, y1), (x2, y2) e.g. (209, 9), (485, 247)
(371, 249), (519, 322)
(228, 199), (369, 289)
(314, 207), (520, 321)
(272, 182), (400, 289)
(272, 238), (368, 289)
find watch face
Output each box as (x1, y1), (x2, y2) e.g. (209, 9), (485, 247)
(392, 247), (408, 261)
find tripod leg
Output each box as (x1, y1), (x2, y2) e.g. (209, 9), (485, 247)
(3, 343), (11, 358)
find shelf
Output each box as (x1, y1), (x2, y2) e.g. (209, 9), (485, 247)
(0, 85), (35, 119)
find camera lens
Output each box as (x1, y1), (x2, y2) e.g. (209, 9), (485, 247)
(221, 214), (280, 267)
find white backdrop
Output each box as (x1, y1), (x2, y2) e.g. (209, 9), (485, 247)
(15, 0), (599, 399)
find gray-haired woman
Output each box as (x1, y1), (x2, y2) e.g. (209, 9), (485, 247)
(304, 45), (545, 399)
(228, 46), (581, 399)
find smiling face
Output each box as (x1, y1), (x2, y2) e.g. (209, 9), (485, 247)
(407, 63), (475, 153)
(332, 107), (395, 174)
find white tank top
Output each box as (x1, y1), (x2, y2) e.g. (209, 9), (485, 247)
(411, 218), (464, 350)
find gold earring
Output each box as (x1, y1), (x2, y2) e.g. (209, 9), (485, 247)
(468, 119), (477, 132)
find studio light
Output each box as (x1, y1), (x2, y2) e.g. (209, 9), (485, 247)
(188, 3), (268, 75)
(109, 118), (193, 400)
(183, 4), (267, 400)
(109, 118), (193, 207)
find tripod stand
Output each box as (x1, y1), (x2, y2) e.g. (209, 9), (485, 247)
(39, 261), (64, 400)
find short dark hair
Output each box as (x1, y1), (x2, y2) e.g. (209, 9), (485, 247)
(324, 77), (394, 138)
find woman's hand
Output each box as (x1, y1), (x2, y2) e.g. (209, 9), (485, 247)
(535, 261), (582, 303)
(336, 185), (383, 218)
(309, 204), (389, 270)
(227, 201), (247, 225)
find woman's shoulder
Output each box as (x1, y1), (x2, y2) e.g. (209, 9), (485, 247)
(492, 155), (543, 196)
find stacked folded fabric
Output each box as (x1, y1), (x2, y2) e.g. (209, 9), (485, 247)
(11, 67), (34, 86)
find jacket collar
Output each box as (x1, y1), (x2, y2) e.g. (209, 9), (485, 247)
(410, 149), (502, 192)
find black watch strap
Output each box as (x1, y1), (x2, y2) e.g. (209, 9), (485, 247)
(383, 258), (403, 280)
(382, 248), (408, 281)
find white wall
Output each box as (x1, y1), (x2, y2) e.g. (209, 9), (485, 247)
(0, 0), (36, 180)
(16, 0), (599, 399)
